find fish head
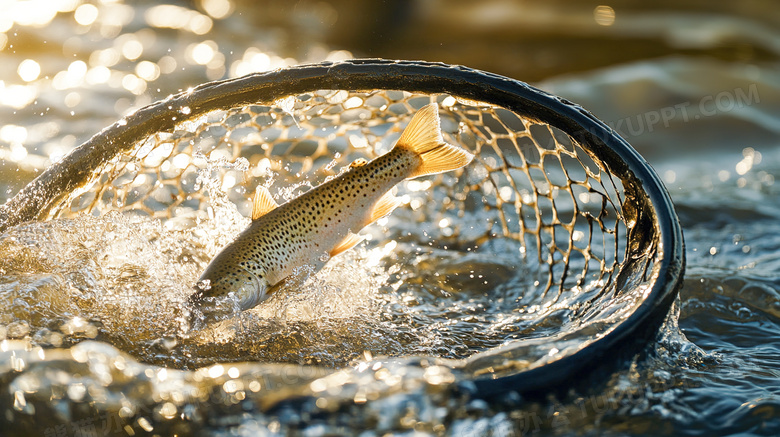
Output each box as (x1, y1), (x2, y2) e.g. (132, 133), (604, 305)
(187, 266), (269, 329)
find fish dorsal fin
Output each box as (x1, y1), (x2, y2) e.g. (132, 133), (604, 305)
(330, 232), (364, 257)
(252, 185), (278, 220)
(397, 103), (444, 155)
(368, 190), (402, 225)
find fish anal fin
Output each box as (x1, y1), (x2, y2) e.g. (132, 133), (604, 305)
(330, 232), (364, 257)
(396, 103), (474, 179)
(252, 185), (278, 220)
(368, 190), (401, 224)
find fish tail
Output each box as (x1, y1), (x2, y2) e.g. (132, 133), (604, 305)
(396, 103), (474, 179)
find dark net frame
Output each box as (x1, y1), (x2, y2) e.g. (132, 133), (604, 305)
(0, 60), (684, 396)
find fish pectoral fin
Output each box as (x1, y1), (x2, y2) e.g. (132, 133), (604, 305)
(265, 277), (289, 298)
(252, 185), (278, 220)
(368, 190), (402, 225)
(330, 232), (364, 257)
(349, 158), (368, 168)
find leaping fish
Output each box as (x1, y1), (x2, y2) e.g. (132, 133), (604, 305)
(188, 103), (473, 325)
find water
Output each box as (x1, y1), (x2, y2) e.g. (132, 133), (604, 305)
(0, 200), (544, 365)
(1, 1), (780, 436)
(0, 198), (560, 435)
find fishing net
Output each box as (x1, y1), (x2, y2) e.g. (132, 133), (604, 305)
(0, 60), (684, 396)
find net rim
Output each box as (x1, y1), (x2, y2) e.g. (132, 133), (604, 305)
(0, 59), (685, 396)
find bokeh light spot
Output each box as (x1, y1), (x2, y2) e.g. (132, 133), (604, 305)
(122, 73), (146, 95)
(145, 5), (213, 34)
(158, 56), (177, 74)
(594, 5), (615, 26)
(17, 59), (41, 82)
(64, 91), (81, 108)
(74, 3), (99, 26)
(188, 41), (217, 65)
(90, 48), (121, 68)
(136, 61), (160, 81)
(0, 124), (28, 144)
(200, 0), (233, 19)
(86, 66), (111, 85)
(122, 39), (144, 61)
(0, 81), (37, 109)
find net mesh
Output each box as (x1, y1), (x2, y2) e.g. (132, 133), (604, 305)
(53, 89), (637, 311)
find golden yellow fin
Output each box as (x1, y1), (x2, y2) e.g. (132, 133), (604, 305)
(330, 232), (364, 257)
(252, 185), (278, 220)
(368, 190), (402, 224)
(397, 103), (445, 154)
(396, 103), (474, 179)
(411, 143), (474, 178)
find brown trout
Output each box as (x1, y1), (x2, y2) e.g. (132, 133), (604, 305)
(188, 103), (473, 324)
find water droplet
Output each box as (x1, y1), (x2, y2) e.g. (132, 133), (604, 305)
(13, 391), (28, 412)
(137, 417), (154, 432)
(67, 383), (87, 401)
(159, 402), (177, 419)
(208, 364), (224, 378)
(162, 335), (178, 350)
